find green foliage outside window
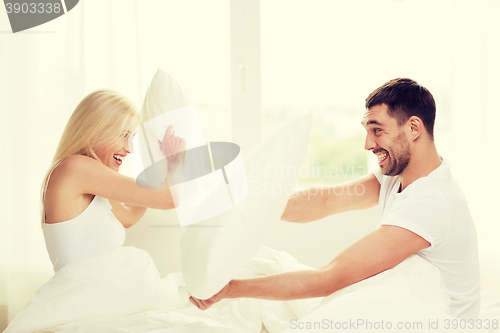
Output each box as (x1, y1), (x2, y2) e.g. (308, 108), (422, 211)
(298, 125), (367, 186)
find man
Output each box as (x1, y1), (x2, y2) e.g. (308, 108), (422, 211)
(189, 78), (481, 319)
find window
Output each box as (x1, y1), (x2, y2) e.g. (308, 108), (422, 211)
(260, 0), (453, 185)
(136, 0), (231, 142)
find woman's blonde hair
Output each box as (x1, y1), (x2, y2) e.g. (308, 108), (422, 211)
(40, 89), (140, 227)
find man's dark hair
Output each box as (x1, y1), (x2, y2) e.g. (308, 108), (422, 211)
(365, 78), (436, 139)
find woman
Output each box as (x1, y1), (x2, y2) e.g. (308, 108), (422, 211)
(4, 90), (189, 332)
(41, 89), (185, 272)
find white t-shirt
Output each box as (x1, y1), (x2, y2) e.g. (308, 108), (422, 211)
(373, 157), (481, 319)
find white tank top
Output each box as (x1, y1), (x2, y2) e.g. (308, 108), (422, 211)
(42, 159), (126, 272)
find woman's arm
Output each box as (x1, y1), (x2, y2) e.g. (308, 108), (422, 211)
(108, 200), (147, 228)
(60, 126), (186, 213)
(60, 154), (176, 210)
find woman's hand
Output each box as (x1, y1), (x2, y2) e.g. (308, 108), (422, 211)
(189, 282), (231, 311)
(158, 125), (186, 159)
(158, 126), (186, 207)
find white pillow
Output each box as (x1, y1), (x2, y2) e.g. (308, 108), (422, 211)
(131, 69), (206, 172)
(141, 68), (190, 118)
(133, 69), (249, 227)
(133, 68), (312, 298)
(181, 113), (312, 299)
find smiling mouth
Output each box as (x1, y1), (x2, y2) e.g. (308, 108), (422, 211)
(376, 151), (388, 165)
(113, 154), (124, 166)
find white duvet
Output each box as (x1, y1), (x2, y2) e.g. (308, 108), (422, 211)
(7, 245), (489, 333)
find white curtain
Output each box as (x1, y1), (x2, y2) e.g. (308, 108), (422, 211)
(0, 0), (142, 327)
(446, 0), (500, 258)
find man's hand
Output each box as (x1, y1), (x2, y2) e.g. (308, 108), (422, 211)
(189, 283), (231, 311)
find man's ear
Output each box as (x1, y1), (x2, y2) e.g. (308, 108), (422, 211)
(406, 116), (423, 141)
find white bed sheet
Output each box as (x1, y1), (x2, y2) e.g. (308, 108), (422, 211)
(5, 246), (499, 333)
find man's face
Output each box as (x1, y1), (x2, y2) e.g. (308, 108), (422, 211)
(362, 104), (411, 176)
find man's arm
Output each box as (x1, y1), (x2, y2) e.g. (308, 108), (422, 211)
(189, 225), (430, 310)
(281, 173), (381, 223)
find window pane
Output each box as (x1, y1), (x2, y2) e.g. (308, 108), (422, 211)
(261, 0), (453, 185)
(136, 0), (230, 142)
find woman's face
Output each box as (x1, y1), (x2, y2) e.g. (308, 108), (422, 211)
(96, 128), (138, 171)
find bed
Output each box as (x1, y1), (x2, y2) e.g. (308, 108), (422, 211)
(5, 244), (500, 333)
(7, 70), (499, 332)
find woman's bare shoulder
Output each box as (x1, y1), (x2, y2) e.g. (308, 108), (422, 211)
(49, 155), (100, 191)
(55, 155), (101, 176)
(45, 155), (97, 222)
